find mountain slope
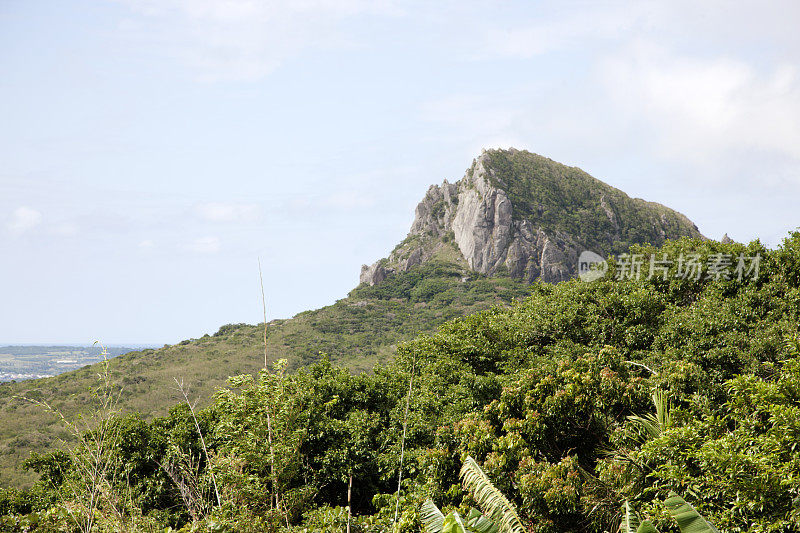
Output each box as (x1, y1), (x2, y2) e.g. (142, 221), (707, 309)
(0, 262), (531, 487)
(361, 148), (702, 285)
(0, 148), (703, 487)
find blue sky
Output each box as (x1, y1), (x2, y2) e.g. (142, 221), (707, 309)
(2, 0), (799, 344)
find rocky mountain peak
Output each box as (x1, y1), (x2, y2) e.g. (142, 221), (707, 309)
(360, 148), (703, 286)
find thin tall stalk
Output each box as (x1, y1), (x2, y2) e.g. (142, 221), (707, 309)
(393, 354), (416, 526)
(159, 448), (210, 521)
(259, 258), (269, 369)
(21, 343), (126, 532)
(174, 378), (221, 508)
(258, 258), (278, 512)
(347, 471), (353, 533)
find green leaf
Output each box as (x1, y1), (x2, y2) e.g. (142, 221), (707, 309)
(421, 499), (445, 533)
(664, 492), (720, 533)
(466, 508), (500, 533)
(460, 456), (525, 533)
(620, 500), (641, 533)
(442, 511), (468, 533)
(636, 520), (659, 533)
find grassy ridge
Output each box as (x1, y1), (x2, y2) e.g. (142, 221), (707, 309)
(0, 260), (531, 488)
(0, 151), (708, 491)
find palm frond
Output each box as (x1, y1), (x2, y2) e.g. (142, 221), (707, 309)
(420, 499), (445, 533)
(628, 390), (672, 441)
(653, 390), (671, 431)
(459, 456), (525, 533)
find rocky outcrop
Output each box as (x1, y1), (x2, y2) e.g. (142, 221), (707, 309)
(451, 158), (513, 273)
(361, 150), (575, 284)
(359, 262), (389, 286)
(409, 182), (458, 237)
(360, 148), (702, 286)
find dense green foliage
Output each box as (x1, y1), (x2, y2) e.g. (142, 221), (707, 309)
(3, 233), (800, 531)
(0, 262), (530, 488)
(482, 149), (702, 255)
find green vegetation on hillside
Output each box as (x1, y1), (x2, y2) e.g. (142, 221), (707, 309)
(2, 233), (800, 532)
(482, 149), (702, 255)
(0, 260), (531, 488)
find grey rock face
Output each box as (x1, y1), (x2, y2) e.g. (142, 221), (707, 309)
(451, 158), (513, 273)
(409, 182), (458, 237)
(359, 149), (701, 286)
(360, 151), (581, 285)
(359, 262), (389, 286)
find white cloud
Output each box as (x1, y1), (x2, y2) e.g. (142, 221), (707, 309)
(195, 202), (260, 222)
(183, 236), (221, 253)
(138, 239), (155, 249)
(117, 0), (400, 81)
(421, 16), (800, 188)
(416, 89), (558, 159)
(476, 1), (800, 63)
(7, 207), (42, 235)
(600, 42), (800, 165)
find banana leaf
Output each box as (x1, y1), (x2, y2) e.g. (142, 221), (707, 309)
(421, 499), (446, 533)
(664, 492), (720, 533)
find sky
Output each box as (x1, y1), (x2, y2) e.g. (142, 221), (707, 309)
(1, 0), (799, 345)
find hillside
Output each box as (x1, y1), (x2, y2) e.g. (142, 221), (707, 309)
(0, 148), (703, 488)
(0, 262), (531, 487)
(4, 234), (799, 532)
(361, 148), (702, 285)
